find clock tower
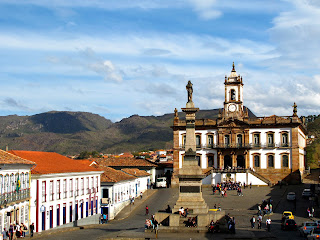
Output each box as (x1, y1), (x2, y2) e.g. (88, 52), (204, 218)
(222, 62), (247, 120)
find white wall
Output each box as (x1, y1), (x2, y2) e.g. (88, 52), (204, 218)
(31, 171), (102, 233)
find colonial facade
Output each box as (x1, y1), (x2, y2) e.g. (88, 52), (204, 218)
(9, 151), (103, 233)
(0, 150), (35, 232)
(172, 63), (307, 185)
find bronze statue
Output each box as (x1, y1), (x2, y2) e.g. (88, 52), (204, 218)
(186, 80), (193, 103)
(174, 108), (178, 118)
(293, 102), (298, 116)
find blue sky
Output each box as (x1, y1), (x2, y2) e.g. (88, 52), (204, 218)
(0, 0), (320, 122)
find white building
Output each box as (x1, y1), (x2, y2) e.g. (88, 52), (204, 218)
(9, 150), (103, 233)
(100, 167), (150, 220)
(0, 150), (35, 232)
(172, 64), (307, 186)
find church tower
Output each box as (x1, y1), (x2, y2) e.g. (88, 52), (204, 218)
(222, 62), (246, 120)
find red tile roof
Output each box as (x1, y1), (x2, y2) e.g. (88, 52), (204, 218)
(100, 166), (136, 183)
(9, 150), (103, 175)
(121, 168), (151, 177)
(0, 150), (35, 165)
(96, 157), (157, 168)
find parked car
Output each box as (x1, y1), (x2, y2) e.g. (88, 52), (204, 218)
(282, 211), (294, 220)
(287, 192), (296, 201)
(156, 177), (167, 188)
(281, 219), (297, 230)
(307, 227), (320, 240)
(302, 189), (312, 198)
(300, 222), (318, 237)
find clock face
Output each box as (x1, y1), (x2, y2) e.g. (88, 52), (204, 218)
(228, 104), (236, 112)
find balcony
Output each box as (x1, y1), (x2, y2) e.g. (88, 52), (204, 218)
(0, 189), (30, 207)
(251, 143), (291, 149)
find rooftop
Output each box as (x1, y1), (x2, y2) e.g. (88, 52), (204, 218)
(0, 149), (35, 166)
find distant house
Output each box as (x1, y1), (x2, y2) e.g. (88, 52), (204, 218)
(0, 150), (35, 231)
(9, 150), (103, 233)
(96, 157), (157, 183)
(100, 167), (150, 220)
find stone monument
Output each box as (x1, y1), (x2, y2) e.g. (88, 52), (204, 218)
(172, 80), (209, 216)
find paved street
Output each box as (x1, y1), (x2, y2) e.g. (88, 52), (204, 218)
(34, 184), (318, 240)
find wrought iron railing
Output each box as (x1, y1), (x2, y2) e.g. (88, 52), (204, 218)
(179, 142), (291, 150)
(0, 188), (30, 206)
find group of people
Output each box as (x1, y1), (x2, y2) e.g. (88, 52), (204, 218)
(225, 214), (236, 234)
(145, 215), (158, 231)
(250, 214), (263, 229)
(100, 213), (108, 224)
(208, 220), (220, 233)
(185, 217), (197, 227)
(258, 199), (273, 216)
(213, 181), (251, 198)
(2, 222), (33, 239)
(178, 207), (189, 218)
(307, 207), (315, 218)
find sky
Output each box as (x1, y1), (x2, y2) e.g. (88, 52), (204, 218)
(1, 0), (320, 122)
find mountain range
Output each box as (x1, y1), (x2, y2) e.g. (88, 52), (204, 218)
(0, 108), (256, 155)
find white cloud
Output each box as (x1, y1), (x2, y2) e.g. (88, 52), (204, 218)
(189, 0), (222, 20)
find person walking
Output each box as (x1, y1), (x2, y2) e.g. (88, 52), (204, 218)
(30, 223), (34, 238)
(250, 216), (256, 228)
(266, 217), (271, 232)
(2, 228), (8, 240)
(145, 205), (149, 215)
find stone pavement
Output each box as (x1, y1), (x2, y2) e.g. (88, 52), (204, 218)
(32, 184), (318, 239)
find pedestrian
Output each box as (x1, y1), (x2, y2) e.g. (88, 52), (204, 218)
(307, 207), (311, 218)
(103, 213), (107, 224)
(269, 204), (272, 213)
(132, 197), (135, 205)
(266, 217), (271, 232)
(250, 216), (256, 228)
(312, 207), (315, 218)
(30, 223), (34, 238)
(2, 227), (8, 240)
(258, 219), (262, 229)
(250, 182), (252, 189)
(146, 205), (149, 215)
(140, 192), (143, 199)
(258, 205), (261, 215)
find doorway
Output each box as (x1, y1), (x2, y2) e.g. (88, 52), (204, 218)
(237, 155), (245, 168)
(224, 155), (232, 169)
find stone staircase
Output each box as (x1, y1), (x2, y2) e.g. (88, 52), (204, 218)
(247, 169), (271, 185)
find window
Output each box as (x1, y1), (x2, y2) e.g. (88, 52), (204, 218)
(96, 176), (99, 193)
(81, 178), (84, 195)
(282, 132), (289, 147)
(25, 173), (29, 189)
(42, 181), (46, 202)
(282, 155), (289, 168)
(57, 180), (61, 200)
(182, 134), (186, 148)
(207, 155), (214, 167)
(49, 181), (54, 201)
(196, 155), (201, 167)
(86, 177), (90, 194)
(208, 135), (214, 148)
(253, 133), (260, 146)
(5, 175), (8, 193)
(230, 89), (236, 101)
(91, 177), (94, 192)
(0, 175), (3, 195)
(63, 179), (67, 199)
(224, 135), (230, 146)
(196, 135), (201, 148)
(267, 133), (274, 147)
(237, 134), (243, 147)
(75, 178), (79, 196)
(268, 155), (274, 168)
(25, 205), (28, 223)
(21, 206), (24, 224)
(254, 155), (260, 168)
(69, 179), (73, 197)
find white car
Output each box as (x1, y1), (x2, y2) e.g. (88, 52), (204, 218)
(156, 177), (167, 188)
(300, 222), (318, 237)
(286, 192), (296, 201)
(302, 189), (312, 198)
(307, 227), (320, 240)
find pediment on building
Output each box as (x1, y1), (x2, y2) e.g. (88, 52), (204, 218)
(217, 118), (249, 128)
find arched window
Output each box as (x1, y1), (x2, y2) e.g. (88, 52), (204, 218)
(282, 132), (289, 147)
(4, 175), (8, 193)
(267, 133), (274, 147)
(25, 173), (29, 189)
(268, 155), (274, 168)
(196, 135), (201, 148)
(282, 155), (289, 168)
(253, 133), (260, 147)
(237, 134), (243, 147)
(254, 155), (260, 168)
(230, 89), (236, 101)
(207, 134), (214, 148)
(224, 135), (230, 147)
